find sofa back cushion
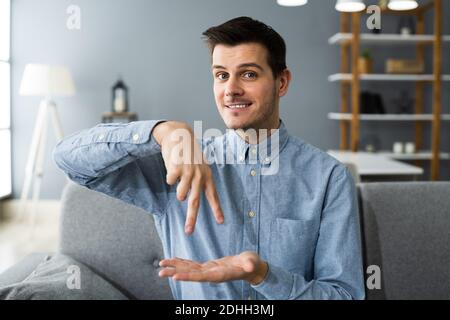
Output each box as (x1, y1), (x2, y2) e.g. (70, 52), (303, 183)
(358, 182), (450, 300)
(59, 182), (172, 300)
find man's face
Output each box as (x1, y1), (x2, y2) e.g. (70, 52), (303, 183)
(212, 42), (285, 131)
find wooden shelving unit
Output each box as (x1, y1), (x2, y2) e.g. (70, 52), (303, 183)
(329, 0), (447, 180)
(328, 112), (450, 121)
(329, 73), (450, 81)
(329, 33), (450, 45)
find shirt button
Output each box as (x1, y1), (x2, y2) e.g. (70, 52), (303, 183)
(98, 134), (104, 140)
(251, 148), (257, 155)
(264, 157), (271, 163)
(239, 155), (245, 162)
(250, 169), (257, 177)
(132, 133), (140, 141)
(248, 211), (256, 218)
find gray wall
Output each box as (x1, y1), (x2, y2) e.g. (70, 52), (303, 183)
(10, 0), (450, 199)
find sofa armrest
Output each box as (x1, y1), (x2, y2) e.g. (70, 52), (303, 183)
(0, 253), (50, 287)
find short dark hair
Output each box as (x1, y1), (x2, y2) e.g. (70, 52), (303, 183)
(202, 16), (287, 78)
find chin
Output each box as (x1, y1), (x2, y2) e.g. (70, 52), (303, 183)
(223, 119), (249, 130)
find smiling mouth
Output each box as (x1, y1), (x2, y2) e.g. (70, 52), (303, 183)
(225, 103), (252, 110)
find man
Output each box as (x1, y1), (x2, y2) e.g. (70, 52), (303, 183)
(53, 17), (365, 300)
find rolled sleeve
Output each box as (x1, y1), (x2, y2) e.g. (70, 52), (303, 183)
(53, 120), (166, 184)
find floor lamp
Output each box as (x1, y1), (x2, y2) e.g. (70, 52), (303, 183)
(18, 64), (75, 233)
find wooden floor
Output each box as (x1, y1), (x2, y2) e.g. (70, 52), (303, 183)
(0, 213), (59, 274)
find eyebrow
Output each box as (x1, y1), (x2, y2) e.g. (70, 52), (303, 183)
(212, 63), (264, 71)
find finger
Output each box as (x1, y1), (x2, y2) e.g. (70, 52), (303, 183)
(159, 259), (176, 268)
(166, 167), (181, 185)
(204, 178), (224, 224)
(158, 268), (177, 278)
(176, 171), (194, 201)
(174, 269), (221, 282)
(159, 258), (192, 268)
(185, 178), (202, 235)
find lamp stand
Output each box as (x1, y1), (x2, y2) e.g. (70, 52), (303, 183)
(17, 99), (64, 238)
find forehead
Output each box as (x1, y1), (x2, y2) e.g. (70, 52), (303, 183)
(212, 42), (269, 69)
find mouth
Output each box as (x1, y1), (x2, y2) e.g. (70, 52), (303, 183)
(225, 102), (253, 110)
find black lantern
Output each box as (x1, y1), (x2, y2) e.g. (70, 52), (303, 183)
(112, 76), (129, 113)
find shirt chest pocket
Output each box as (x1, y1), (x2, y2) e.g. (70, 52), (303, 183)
(269, 218), (318, 274)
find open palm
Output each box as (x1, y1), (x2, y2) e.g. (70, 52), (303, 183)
(158, 251), (264, 284)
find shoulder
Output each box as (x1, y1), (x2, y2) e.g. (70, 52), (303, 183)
(286, 135), (350, 181)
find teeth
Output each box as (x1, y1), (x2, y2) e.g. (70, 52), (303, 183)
(228, 104), (250, 109)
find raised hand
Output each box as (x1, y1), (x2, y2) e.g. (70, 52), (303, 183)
(152, 121), (224, 235)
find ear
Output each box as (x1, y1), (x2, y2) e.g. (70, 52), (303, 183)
(277, 69), (292, 98)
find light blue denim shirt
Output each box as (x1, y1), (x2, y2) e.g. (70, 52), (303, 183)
(53, 119), (365, 300)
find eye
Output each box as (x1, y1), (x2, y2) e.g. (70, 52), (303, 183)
(243, 71), (257, 79)
(215, 72), (229, 81)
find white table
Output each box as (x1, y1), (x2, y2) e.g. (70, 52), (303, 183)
(327, 151), (424, 177)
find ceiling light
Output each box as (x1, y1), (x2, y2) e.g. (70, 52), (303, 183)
(277, 0), (308, 7)
(388, 0), (418, 11)
(335, 0), (366, 12)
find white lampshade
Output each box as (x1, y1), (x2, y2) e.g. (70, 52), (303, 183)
(277, 0), (308, 7)
(335, 0), (366, 12)
(388, 0), (418, 11)
(19, 64), (75, 97)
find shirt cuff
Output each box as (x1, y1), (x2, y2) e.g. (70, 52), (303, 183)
(250, 263), (295, 300)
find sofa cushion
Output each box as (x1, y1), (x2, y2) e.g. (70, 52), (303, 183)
(358, 182), (450, 300)
(0, 254), (128, 300)
(0, 253), (49, 287)
(59, 182), (172, 300)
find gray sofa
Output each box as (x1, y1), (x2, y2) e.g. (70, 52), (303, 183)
(1, 181), (450, 299)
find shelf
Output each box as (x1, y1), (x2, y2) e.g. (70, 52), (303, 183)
(328, 33), (450, 45)
(328, 113), (450, 121)
(377, 151), (450, 161)
(327, 150), (424, 176)
(328, 73), (450, 82)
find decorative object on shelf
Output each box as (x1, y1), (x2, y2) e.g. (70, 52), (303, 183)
(393, 142), (404, 154)
(112, 76), (129, 113)
(360, 91), (386, 114)
(397, 16), (416, 35)
(361, 134), (381, 153)
(18, 64), (76, 232)
(371, 26), (381, 35)
(405, 142), (416, 154)
(388, 0), (418, 11)
(277, 0), (307, 6)
(378, 0), (388, 10)
(335, 0), (366, 12)
(386, 58), (424, 74)
(392, 90), (414, 114)
(358, 49), (373, 74)
(102, 111), (138, 123)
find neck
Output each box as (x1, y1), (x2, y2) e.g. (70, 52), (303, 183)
(235, 118), (281, 145)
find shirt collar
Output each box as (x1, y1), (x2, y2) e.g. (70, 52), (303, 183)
(225, 119), (289, 164)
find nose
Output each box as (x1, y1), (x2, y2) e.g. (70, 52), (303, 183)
(224, 77), (244, 97)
